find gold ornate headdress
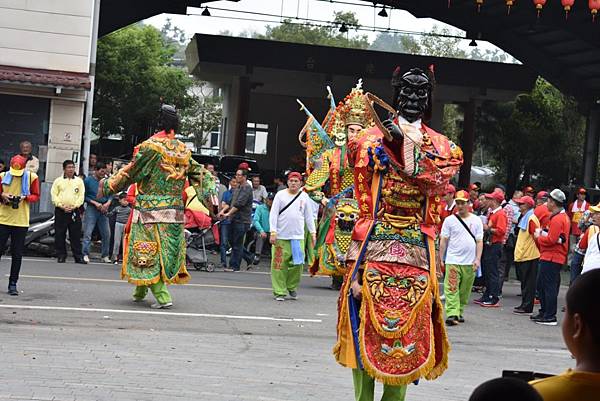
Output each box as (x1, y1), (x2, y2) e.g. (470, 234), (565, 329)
(338, 79), (371, 128)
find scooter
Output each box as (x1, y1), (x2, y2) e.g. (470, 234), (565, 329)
(25, 212), (56, 256)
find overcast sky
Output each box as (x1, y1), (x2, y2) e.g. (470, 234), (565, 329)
(144, 0), (507, 55)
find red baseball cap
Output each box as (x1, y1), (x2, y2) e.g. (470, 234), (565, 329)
(446, 184), (456, 194)
(9, 155), (27, 177)
(578, 187), (587, 194)
(536, 191), (549, 200)
(514, 195), (535, 208)
(484, 190), (504, 203)
(287, 171), (303, 181)
(468, 183), (479, 191)
(238, 162), (251, 171)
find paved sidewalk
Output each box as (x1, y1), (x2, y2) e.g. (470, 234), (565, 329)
(0, 257), (572, 401)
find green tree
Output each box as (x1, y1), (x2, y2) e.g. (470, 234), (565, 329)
(180, 80), (223, 151)
(255, 11), (369, 49)
(94, 24), (193, 153)
(477, 78), (585, 192)
(370, 25), (466, 58)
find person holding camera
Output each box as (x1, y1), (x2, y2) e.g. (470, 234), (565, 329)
(51, 160), (85, 264)
(532, 188), (570, 326)
(0, 155), (40, 295)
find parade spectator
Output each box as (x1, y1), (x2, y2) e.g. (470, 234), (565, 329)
(220, 168), (253, 271)
(439, 184), (457, 227)
(535, 191), (551, 228)
(475, 193), (487, 215)
(530, 270), (600, 401)
(532, 189), (570, 326)
(439, 190), (483, 325)
(567, 188), (589, 260)
(470, 378), (542, 401)
(88, 153), (97, 173)
(82, 161), (112, 263)
(499, 190), (522, 292)
(476, 190), (507, 307)
(269, 172), (316, 301)
(513, 195), (540, 315)
(252, 192), (274, 264)
(523, 185), (535, 198)
(469, 183), (481, 211)
(51, 160), (85, 264)
(571, 209), (594, 283)
(0, 159), (5, 172)
(107, 192), (132, 264)
(207, 163), (227, 203)
(104, 160), (113, 177)
(274, 175), (287, 192)
(19, 140), (39, 174)
(251, 175), (268, 203)
(0, 155), (40, 295)
(576, 203), (600, 275)
(218, 178), (237, 269)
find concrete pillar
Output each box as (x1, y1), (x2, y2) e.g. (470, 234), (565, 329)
(232, 76), (250, 155)
(583, 107), (600, 188)
(458, 99), (476, 188)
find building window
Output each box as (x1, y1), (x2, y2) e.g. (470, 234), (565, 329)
(245, 122), (268, 155)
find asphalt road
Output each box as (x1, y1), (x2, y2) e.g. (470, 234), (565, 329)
(0, 255), (572, 401)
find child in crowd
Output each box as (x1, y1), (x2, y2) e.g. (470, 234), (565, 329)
(108, 192), (132, 264)
(530, 269), (600, 400)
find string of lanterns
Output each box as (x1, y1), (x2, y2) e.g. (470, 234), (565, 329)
(459, 0), (600, 21)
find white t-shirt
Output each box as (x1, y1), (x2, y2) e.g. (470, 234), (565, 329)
(582, 227), (600, 274)
(441, 213), (484, 265)
(269, 189), (317, 240)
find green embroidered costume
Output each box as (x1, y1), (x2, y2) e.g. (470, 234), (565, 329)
(103, 131), (215, 288)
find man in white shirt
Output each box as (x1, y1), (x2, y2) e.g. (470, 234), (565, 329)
(269, 172), (316, 301)
(251, 176), (268, 204)
(439, 190), (484, 326)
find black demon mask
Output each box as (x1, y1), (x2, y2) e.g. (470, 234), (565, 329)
(391, 67), (434, 123)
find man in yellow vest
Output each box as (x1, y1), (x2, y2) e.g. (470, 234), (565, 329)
(0, 155), (40, 295)
(512, 195), (540, 315)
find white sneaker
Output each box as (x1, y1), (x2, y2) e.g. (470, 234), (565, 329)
(288, 290), (298, 300)
(274, 296), (285, 301)
(150, 302), (173, 309)
(83, 255), (90, 263)
(101, 256), (111, 263)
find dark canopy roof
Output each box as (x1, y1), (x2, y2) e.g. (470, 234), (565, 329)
(380, 0), (600, 103)
(99, 0), (600, 102)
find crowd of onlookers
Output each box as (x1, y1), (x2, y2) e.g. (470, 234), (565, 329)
(439, 181), (599, 328)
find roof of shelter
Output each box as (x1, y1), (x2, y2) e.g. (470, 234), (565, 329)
(0, 65), (91, 90)
(379, 0), (600, 103)
(186, 34), (536, 94)
(98, 0), (600, 102)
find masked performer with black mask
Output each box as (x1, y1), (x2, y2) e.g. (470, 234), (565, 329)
(333, 67), (463, 400)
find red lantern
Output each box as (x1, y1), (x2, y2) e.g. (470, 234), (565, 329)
(506, 0), (515, 15)
(533, 0), (547, 18)
(590, 0), (600, 21)
(562, 0), (575, 19)
(476, 0), (484, 13)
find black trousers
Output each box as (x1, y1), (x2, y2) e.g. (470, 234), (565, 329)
(516, 259), (538, 312)
(55, 208), (83, 259)
(0, 224), (28, 284)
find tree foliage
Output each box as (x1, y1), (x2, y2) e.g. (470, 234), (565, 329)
(477, 78), (585, 193)
(94, 24), (192, 151)
(254, 11), (369, 49)
(180, 80), (223, 151)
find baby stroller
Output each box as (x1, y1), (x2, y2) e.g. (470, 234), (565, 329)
(185, 220), (219, 272)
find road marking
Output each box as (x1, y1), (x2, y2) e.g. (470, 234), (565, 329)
(0, 304), (323, 323)
(10, 274), (273, 291)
